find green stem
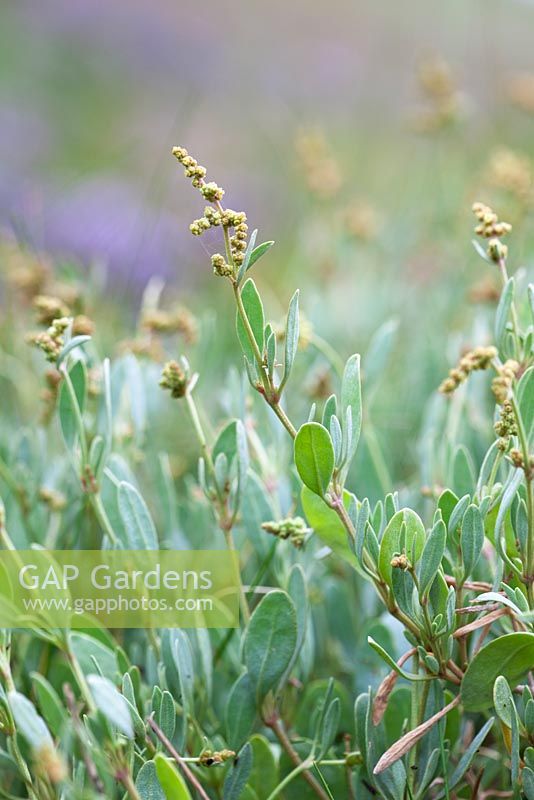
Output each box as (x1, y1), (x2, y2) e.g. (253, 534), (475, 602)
(268, 717), (329, 800)
(65, 638), (97, 714)
(118, 770), (143, 800)
(266, 760), (313, 800)
(270, 400), (297, 439)
(510, 393), (534, 606)
(61, 365), (88, 465)
(498, 258), (522, 361)
(223, 527), (250, 625)
(89, 493), (118, 546)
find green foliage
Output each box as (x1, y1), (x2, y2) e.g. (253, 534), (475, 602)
(1, 148), (534, 800)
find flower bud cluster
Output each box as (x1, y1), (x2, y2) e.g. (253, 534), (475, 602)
(492, 359), (520, 405)
(472, 202), (512, 263)
(172, 145), (250, 276)
(159, 358), (190, 399)
(262, 517), (310, 549)
(172, 146), (208, 189)
(494, 400), (518, 450)
(33, 295), (70, 325)
(439, 346), (497, 395)
(28, 317), (70, 362)
(198, 749), (235, 767)
(390, 554), (410, 570)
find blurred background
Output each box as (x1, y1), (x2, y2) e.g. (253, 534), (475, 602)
(2, 0), (534, 496)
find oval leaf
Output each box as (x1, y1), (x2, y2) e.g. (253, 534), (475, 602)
(294, 422), (334, 497)
(461, 633), (534, 711)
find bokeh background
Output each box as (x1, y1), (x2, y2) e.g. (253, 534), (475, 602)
(3, 0), (534, 497)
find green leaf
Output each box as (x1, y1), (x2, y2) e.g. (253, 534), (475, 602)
(340, 354), (362, 471)
(244, 590), (297, 702)
(294, 422), (334, 497)
(86, 674), (134, 738)
(518, 366), (534, 445)
(461, 633), (534, 711)
(417, 519), (446, 597)
(154, 754), (192, 800)
(495, 277), (514, 350)
(157, 690), (176, 741)
(301, 486), (361, 571)
(161, 630), (194, 751)
(136, 760), (166, 800)
(451, 445), (476, 497)
(30, 673), (66, 738)
(378, 509), (426, 588)
(57, 334), (91, 366)
(247, 240), (274, 271)
(223, 742), (253, 800)
(493, 676), (517, 731)
(248, 735), (278, 798)
(69, 632), (118, 681)
(237, 228), (258, 283)
(118, 481), (158, 549)
(437, 489), (459, 528)
(524, 767), (534, 800)
(59, 359), (87, 448)
(226, 672), (257, 747)
(460, 504), (484, 580)
(8, 691), (53, 751)
(443, 718), (494, 794)
(236, 279), (265, 362)
(281, 290), (299, 389)
(317, 697), (340, 760)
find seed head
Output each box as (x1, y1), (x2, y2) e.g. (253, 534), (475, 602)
(159, 359), (190, 399)
(439, 345), (497, 395)
(262, 517), (310, 549)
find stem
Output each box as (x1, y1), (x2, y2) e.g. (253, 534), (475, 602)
(148, 716), (212, 800)
(232, 281), (297, 438)
(118, 769), (143, 800)
(89, 493), (118, 546)
(61, 365), (88, 465)
(267, 717), (329, 800)
(223, 528), (250, 624)
(270, 400), (297, 439)
(184, 390), (250, 622)
(266, 760), (312, 800)
(185, 390), (225, 506)
(510, 393), (534, 606)
(498, 258), (522, 361)
(65, 639), (97, 714)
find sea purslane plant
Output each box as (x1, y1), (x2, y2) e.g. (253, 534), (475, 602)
(0, 145), (533, 799)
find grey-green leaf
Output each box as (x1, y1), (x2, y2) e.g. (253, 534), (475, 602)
(136, 760), (166, 800)
(460, 504), (484, 580)
(8, 691), (53, 751)
(418, 519), (446, 597)
(244, 590), (297, 702)
(236, 278), (265, 363)
(340, 354), (362, 470)
(86, 674), (134, 738)
(59, 359), (87, 449)
(495, 277), (514, 351)
(294, 422), (335, 497)
(223, 742), (253, 800)
(118, 481), (158, 549)
(462, 633), (534, 711)
(281, 290), (299, 389)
